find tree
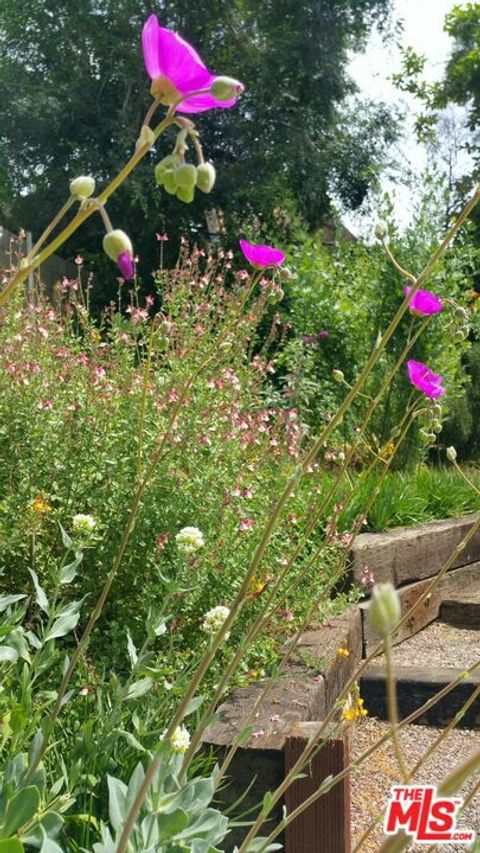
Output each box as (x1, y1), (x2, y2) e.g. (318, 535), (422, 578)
(0, 0), (396, 297)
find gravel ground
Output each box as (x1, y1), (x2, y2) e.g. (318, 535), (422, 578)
(370, 622), (480, 670)
(350, 717), (480, 852)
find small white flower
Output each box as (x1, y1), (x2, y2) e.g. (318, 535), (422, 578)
(72, 513), (96, 535)
(201, 605), (231, 640)
(175, 526), (204, 555)
(164, 725), (190, 754)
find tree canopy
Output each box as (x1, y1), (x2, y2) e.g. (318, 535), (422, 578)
(0, 0), (396, 287)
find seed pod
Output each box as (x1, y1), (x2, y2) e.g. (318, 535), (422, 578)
(163, 171), (177, 195)
(69, 176), (96, 199)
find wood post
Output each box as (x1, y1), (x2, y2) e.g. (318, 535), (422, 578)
(284, 722), (351, 853)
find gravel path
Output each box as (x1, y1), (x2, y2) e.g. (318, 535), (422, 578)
(350, 718), (480, 852)
(370, 622), (479, 671)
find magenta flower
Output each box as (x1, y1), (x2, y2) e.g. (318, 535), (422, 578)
(142, 15), (243, 113)
(117, 252), (134, 280)
(407, 359), (445, 399)
(405, 286), (442, 316)
(239, 239), (285, 270)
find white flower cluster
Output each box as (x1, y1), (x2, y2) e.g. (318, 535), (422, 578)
(175, 526), (204, 555)
(72, 513), (96, 535)
(166, 725), (190, 754)
(201, 605), (231, 640)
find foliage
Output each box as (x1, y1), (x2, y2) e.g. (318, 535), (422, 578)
(0, 0), (397, 299)
(277, 185), (480, 464)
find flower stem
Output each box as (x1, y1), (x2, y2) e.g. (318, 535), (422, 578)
(27, 196), (75, 261)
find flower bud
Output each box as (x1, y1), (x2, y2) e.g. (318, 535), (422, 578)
(163, 171), (177, 195)
(69, 176), (96, 199)
(176, 185), (195, 204)
(210, 76), (245, 102)
(454, 329), (467, 341)
(368, 583), (401, 637)
(102, 229), (133, 263)
(135, 125), (155, 152)
(432, 404), (442, 418)
(155, 155), (177, 184)
(174, 164), (197, 189)
(454, 307), (469, 321)
(332, 369), (345, 383)
(196, 162), (216, 194)
(446, 446), (457, 462)
(432, 420), (443, 435)
(374, 222), (387, 240)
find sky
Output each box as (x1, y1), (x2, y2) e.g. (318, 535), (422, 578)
(344, 0), (469, 234)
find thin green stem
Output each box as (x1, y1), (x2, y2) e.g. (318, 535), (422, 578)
(384, 633), (409, 781)
(27, 196), (75, 261)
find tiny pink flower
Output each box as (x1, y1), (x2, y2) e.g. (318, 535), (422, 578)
(238, 517), (254, 532)
(407, 359), (445, 399)
(239, 239), (285, 270)
(142, 14), (243, 113)
(405, 286), (442, 316)
(75, 255), (84, 265)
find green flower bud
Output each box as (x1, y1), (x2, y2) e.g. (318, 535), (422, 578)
(176, 185), (195, 204)
(155, 155), (177, 184)
(102, 229), (133, 262)
(432, 404), (442, 418)
(174, 164), (197, 189)
(196, 162), (216, 194)
(163, 171), (177, 195)
(454, 307), (468, 321)
(446, 446), (457, 463)
(432, 421), (443, 435)
(454, 329), (467, 341)
(69, 176), (96, 199)
(210, 76), (244, 102)
(368, 583), (401, 637)
(135, 125), (155, 151)
(332, 369), (345, 383)
(419, 428), (433, 444)
(374, 222), (387, 240)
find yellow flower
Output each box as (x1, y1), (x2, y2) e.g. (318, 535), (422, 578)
(337, 646), (350, 658)
(32, 495), (52, 514)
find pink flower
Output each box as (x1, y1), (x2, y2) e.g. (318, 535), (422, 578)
(239, 239), (285, 270)
(407, 359), (445, 399)
(142, 15), (243, 113)
(405, 287), (442, 316)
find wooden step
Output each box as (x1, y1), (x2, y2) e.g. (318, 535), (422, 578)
(360, 665), (480, 729)
(440, 594), (480, 629)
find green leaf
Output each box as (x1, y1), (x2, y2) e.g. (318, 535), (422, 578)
(183, 695), (204, 716)
(59, 525), (72, 549)
(0, 595), (27, 613)
(44, 601), (82, 642)
(125, 678), (153, 700)
(38, 827), (63, 853)
(1, 786), (40, 837)
(106, 776), (127, 832)
(126, 632), (137, 667)
(0, 839), (25, 853)
(157, 809), (189, 842)
(59, 552), (83, 585)
(29, 570), (50, 614)
(0, 647), (18, 663)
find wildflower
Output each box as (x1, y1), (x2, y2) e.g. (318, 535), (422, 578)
(238, 517), (254, 532)
(32, 495), (52, 515)
(405, 286), (442, 316)
(156, 232), (169, 241)
(337, 646), (350, 658)
(103, 230), (134, 280)
(239, 239), (285, 270)
(201, 605), (231, 640)
(72, 513), (96, 535)
(332, 369), (345, 383)
(342, 693), (368, 723)
(156, 532), (169, 551)
(407, 359), (445, 400)
(163, 725), (190, 754)
(142, 14), (244, 113)
(368, 583), (401, 637)
(175, 526), (204, 554)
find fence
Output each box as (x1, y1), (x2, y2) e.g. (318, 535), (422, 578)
(0, 224), (77, 294)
